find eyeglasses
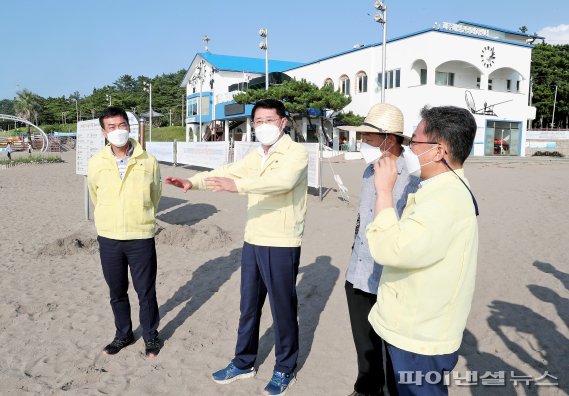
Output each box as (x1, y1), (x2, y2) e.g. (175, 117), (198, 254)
(408, 139), (438, 149)
(253, 118), (281, 128)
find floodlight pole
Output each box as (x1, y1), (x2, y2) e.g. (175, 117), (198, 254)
(551, 85), (558, 128)
(373, 1), (387, 103)
(259, 28), (269, 90)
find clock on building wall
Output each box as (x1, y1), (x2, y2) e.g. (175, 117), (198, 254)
(481, 46), (495, 68)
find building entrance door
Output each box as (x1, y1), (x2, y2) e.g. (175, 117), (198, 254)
(485, 121), (521, 156)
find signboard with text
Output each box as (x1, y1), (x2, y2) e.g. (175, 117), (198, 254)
(76, 119), (105, 176)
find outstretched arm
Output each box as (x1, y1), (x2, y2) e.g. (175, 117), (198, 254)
(164, 176), (192, 192)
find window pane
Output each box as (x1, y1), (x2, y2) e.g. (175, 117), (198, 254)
(395, 69), (401, 88)
(363, 75), (367, 92)
(420, 69), (427, 85)
(377, 73), (383, 89)
(449, 73), (454, 87)
(435, 71), (446, 85)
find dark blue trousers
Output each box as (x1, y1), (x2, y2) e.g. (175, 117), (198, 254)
(98, 236), (159, 341)
(232, 242), (301, 374)
(387, 343), (458, 396)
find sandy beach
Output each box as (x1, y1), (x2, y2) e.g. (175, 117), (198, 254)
(0, 150), (567, 395)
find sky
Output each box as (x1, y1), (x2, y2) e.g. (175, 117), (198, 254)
(1, 0), (568, 101)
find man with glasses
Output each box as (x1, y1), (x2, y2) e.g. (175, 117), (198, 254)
(165, 99), (308, 396)
(366, 106), (479, 395)
(88, 106), (162, 358)
(338, 103), (419, 396)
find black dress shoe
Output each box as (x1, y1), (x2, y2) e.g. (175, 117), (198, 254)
(145, 337), (162, 358)
(103, 335), (135, 355)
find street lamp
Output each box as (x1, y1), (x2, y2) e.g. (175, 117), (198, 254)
(259, 28), (269, 90)
(191, 59), (206, 141)
(143, 81), (153, 141)
(373, 0), (387, 103)
(551, 85), (558, 128)
(73, 98), (79, 123)
(202, 35), (210, 51)
(105, 94), (112, 106)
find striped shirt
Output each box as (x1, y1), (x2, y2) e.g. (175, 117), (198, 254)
(345, 154), (420, 294)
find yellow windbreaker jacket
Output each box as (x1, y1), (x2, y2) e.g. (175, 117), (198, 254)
(188, 134), (308, 247)
(366, 169), (478, 355)
(87, 139), (161, 240)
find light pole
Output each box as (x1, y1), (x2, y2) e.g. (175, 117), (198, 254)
(73, 98), (79, 123)
(181, 94), (185, 128)
(105, 94), (112, 106)
(551, 85), (558, 128)
(259, 28), (269, 90)
(143, 81), (153, 141)
(373, 1), (387, 103)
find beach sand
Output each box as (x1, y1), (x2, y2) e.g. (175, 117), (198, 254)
(0, 150), (567, 395)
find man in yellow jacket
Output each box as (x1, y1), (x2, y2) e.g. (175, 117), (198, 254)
(166, 99), (307, 396)
(366, 106), (479, 395)
(88, 107), (162, 358)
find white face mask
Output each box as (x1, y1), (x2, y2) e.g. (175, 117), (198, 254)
(360, 137), (392, 165)
(106, 129), (130, 147)
(403, 144), (438, 178)
(360, 142), (382, 164)
(255, 123), (282, 146)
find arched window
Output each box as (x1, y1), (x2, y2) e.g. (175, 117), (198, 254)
(339, 75), (350, 95)
(356, 71), (368, 93)
(324, 78), (334, 89)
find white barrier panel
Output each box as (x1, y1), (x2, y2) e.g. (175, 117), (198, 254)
(146, 142), (175, 163)
(302, 143), (320, 188)
(234, 141), (261, 162)
(177, 142), (229, 168)
(234, 141), (320, 188)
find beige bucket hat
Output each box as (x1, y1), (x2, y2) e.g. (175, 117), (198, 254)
(337, 103), (409, 143)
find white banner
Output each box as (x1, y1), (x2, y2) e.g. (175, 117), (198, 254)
(176, 142), (229, 168)
(146, 142), (175, 163)
(526, 130), (569, 140)
(233, 141), (321, 188)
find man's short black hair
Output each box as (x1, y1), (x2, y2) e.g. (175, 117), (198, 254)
(251, 99), (287, 119)
(99, 106), (130, 129)
(420, 106), (477, 165)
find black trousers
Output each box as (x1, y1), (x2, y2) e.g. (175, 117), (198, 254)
(232, 242), (301, 374)
(345, 281), (398, 396)
(98, 236), (159, 341)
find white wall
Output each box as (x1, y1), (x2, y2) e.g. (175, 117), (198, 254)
(286, 29), (533, 155)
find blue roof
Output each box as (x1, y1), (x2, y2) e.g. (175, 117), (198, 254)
(457, 20), (545, 40)
(198, 52), (303, 73)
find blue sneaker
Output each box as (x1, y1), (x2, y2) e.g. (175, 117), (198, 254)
(211, 362), (256, 384)
(263, 370), (296, 396)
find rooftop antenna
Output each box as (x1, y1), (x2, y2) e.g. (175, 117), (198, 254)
(202, 35), (210, 52)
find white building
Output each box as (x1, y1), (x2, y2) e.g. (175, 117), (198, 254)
(181, 21), (543, 157)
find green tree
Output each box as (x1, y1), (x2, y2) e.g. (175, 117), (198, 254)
(335, 111), (365, 126)
(234, 78), (351, 139)
(531, 43), (569, 128)
(14, 89), (42, 132)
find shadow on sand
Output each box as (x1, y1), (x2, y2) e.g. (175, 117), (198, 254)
(254, 255), (340, 373)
